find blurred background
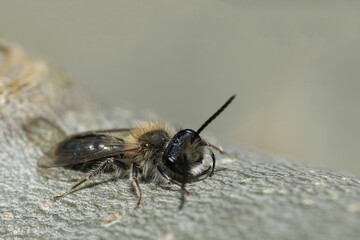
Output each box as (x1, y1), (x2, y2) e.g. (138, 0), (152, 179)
(1, 1), (359, 175)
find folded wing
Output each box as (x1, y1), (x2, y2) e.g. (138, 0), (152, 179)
(38, 129), (140, 168)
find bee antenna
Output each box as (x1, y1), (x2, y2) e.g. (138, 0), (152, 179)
(196, 94), (236, 135)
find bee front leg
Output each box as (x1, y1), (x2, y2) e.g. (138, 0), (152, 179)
(132, 163), (142, 209)
(157, 167), (190, 195)
(53, 158), (114, 201)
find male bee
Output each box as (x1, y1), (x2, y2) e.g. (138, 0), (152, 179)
(38, 95), (236, 209)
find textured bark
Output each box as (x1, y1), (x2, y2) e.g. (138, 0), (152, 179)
(1, 39), (360, 240)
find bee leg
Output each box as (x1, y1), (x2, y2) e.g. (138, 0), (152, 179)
(132, 163), (142, 208)
(207, 143), (226, 155)
(189, 166), (212, 183)
(156, 167), (190, 195)
(207, 142), (238, 159)
(209, 148), (216, 177)
(53, 158), (113, 201)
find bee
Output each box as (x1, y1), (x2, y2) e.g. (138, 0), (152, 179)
(38, 95), (236, 209)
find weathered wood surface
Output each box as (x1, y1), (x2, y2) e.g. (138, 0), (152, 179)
(1, 40), (360, 240)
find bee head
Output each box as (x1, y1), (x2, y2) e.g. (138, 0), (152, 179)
(162, 94), (236, 209)
(162, 129), (203, 176)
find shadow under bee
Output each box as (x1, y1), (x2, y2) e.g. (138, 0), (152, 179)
(23, 117), (66, 153)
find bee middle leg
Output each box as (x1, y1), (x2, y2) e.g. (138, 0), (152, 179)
(53, 158), (114, 201)
(132, 163), (142, 208)
(157, 167), (190, 195)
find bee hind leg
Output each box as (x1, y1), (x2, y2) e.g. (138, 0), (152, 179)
(132, 163), (142, 209)
(53, 158), (114, 201)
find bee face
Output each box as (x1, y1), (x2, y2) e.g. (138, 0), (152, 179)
(162, 129), (204, 176)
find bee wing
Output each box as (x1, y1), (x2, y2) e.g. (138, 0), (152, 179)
(69, 128), (133, 137)
(38, 129), (140, 168)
